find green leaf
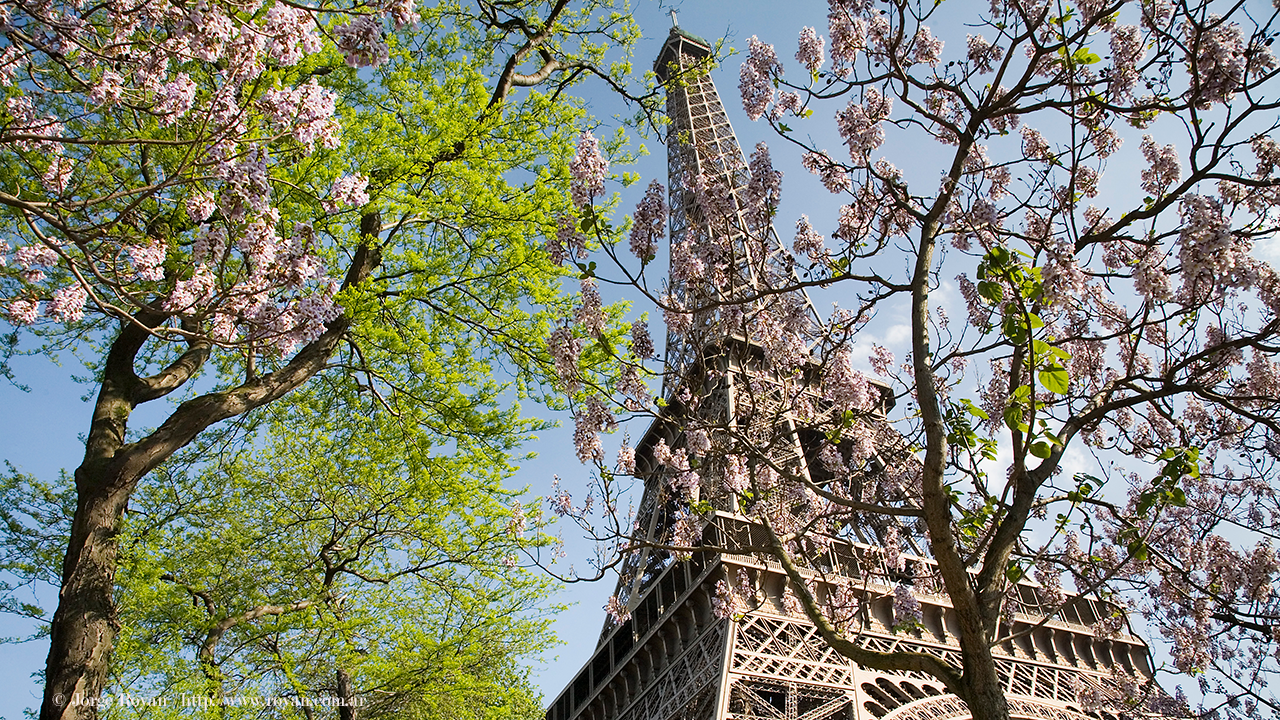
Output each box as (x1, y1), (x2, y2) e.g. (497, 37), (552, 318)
(962, 399), (989, 420)
(1029, 441), (1052, 459)
(1071, 47), (1101, 65)
(1038, 364), (1069, 394)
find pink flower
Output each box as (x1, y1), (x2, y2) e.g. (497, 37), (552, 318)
(892, 584), (923, 629)
(548, 327), (581, 390)
(128, 240), (166, 282)
(835, 88), (891, 161)
(260, 79), (340, 151)
(574, 277), (605, 338)
(335, 16), (389, 68)
(42, 155), (73, 194)
(617, 443), (636, 474)
(796, 27), (825, 73)
(966, 34), (1001, 73)
(47, 283), (88, 322)
(569, 131), (608, 209)
(382, 0), (419, 30)
(14, 245), (58, 269)
(264, 4), (323, 67)
(628, 180), (665, 261)
(801, 151), (851, 194)
(793, 215), (825, 262)
(154, 74), (197, 125)
(740, 36), (781, 121)
(823, 347), (874, 415)
(7, 298), (40, 324)
(630, 319), (654, 358)
(326, 174), (369, 212)
(744, 142), (781, 233)
(1140, 135), (1180, 196)
(186, 192), (217, 223)
(604, 595), (630, 624)
(913, 26), (944, 67)
(572, 398), (616, 463)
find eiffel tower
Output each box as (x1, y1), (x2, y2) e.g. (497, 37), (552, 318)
(545, 25), (1156, 720)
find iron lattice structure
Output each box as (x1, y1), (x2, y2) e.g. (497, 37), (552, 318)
(545, 26), (1155, 720)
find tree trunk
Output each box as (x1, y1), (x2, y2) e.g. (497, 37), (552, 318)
(336, 668), (358, 720)
(35, 219), (380, 719)
(40, 475), (130, 720)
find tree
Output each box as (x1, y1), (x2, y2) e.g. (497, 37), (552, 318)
(0, 0), (651, 717)
(5, 384), (557, 719)
(551, 3), (1280, 720)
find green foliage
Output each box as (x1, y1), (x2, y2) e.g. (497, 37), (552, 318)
(104, 385), (556, 719)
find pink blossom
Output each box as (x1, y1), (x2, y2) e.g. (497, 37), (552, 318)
(548, 327), (581, 390)
(793, 215), (826, 262)
(569, 130), (608, 209)
(7, 298), (40, 324)
(617, 443), (636, 474)
(966, 34), (1001, 73)
(128, 240), (166, 282)
(827, 6), (866, 72)
(264, 4), (323, 66)
(382, 0), (419, 30)
(661, 294), (691, 337)
(260, 79), (340, 151)
(1109, 25), (1144, 99)
(549, 477), (574, 516)
(711, 579), (741, 619)
(42, 155), (73, 194)
(1134, 252), (1171, 301)
(604, 595), (630, 624)
(186, 192), (217, 223)
(1179, 194), (1245, 295)
(628, 180), (665, 261)
(1091, 126), (1123, 158)
(723, 454), (749, 494)
(744, 142), (781, 232)
(326, 174), (369, 212)
(892, 584), (923, 629)
(47, 283), (88, 322)
(835, 87), (891, 161)
(154, 74), (197, 125)
(823, 346), (874, 415)
(801, 151), (851, 194)
(574, 277), (605, 338)
(869, 344), (894, 376)
(796, 26), (825, 73)
(1140, 136), (1180, 196)
(913, 26), (944, 67)
(14, 245), (58, 269)
(1252, 135), (1280, 177)
(1020, 126), (1052, 161)
(1185, 17), (1250, 106)
(335, 16), (389, 68)
(630, 319), (654, 358)
(237, 215), (282, 269)
(572, 398), (616, 463)
(88, 70), (125, 106)
(740, 36), (781, 120)
(165, 266), (217, 312)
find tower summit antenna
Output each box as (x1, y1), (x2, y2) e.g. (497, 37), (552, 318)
(670, 9), (677, 27)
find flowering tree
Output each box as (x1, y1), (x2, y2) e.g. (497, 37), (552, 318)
(552, 3), (1280, 720)
(0, 0), (649, 717)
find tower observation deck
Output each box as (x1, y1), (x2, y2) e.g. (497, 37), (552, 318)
(544, 26), (1155, 720)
